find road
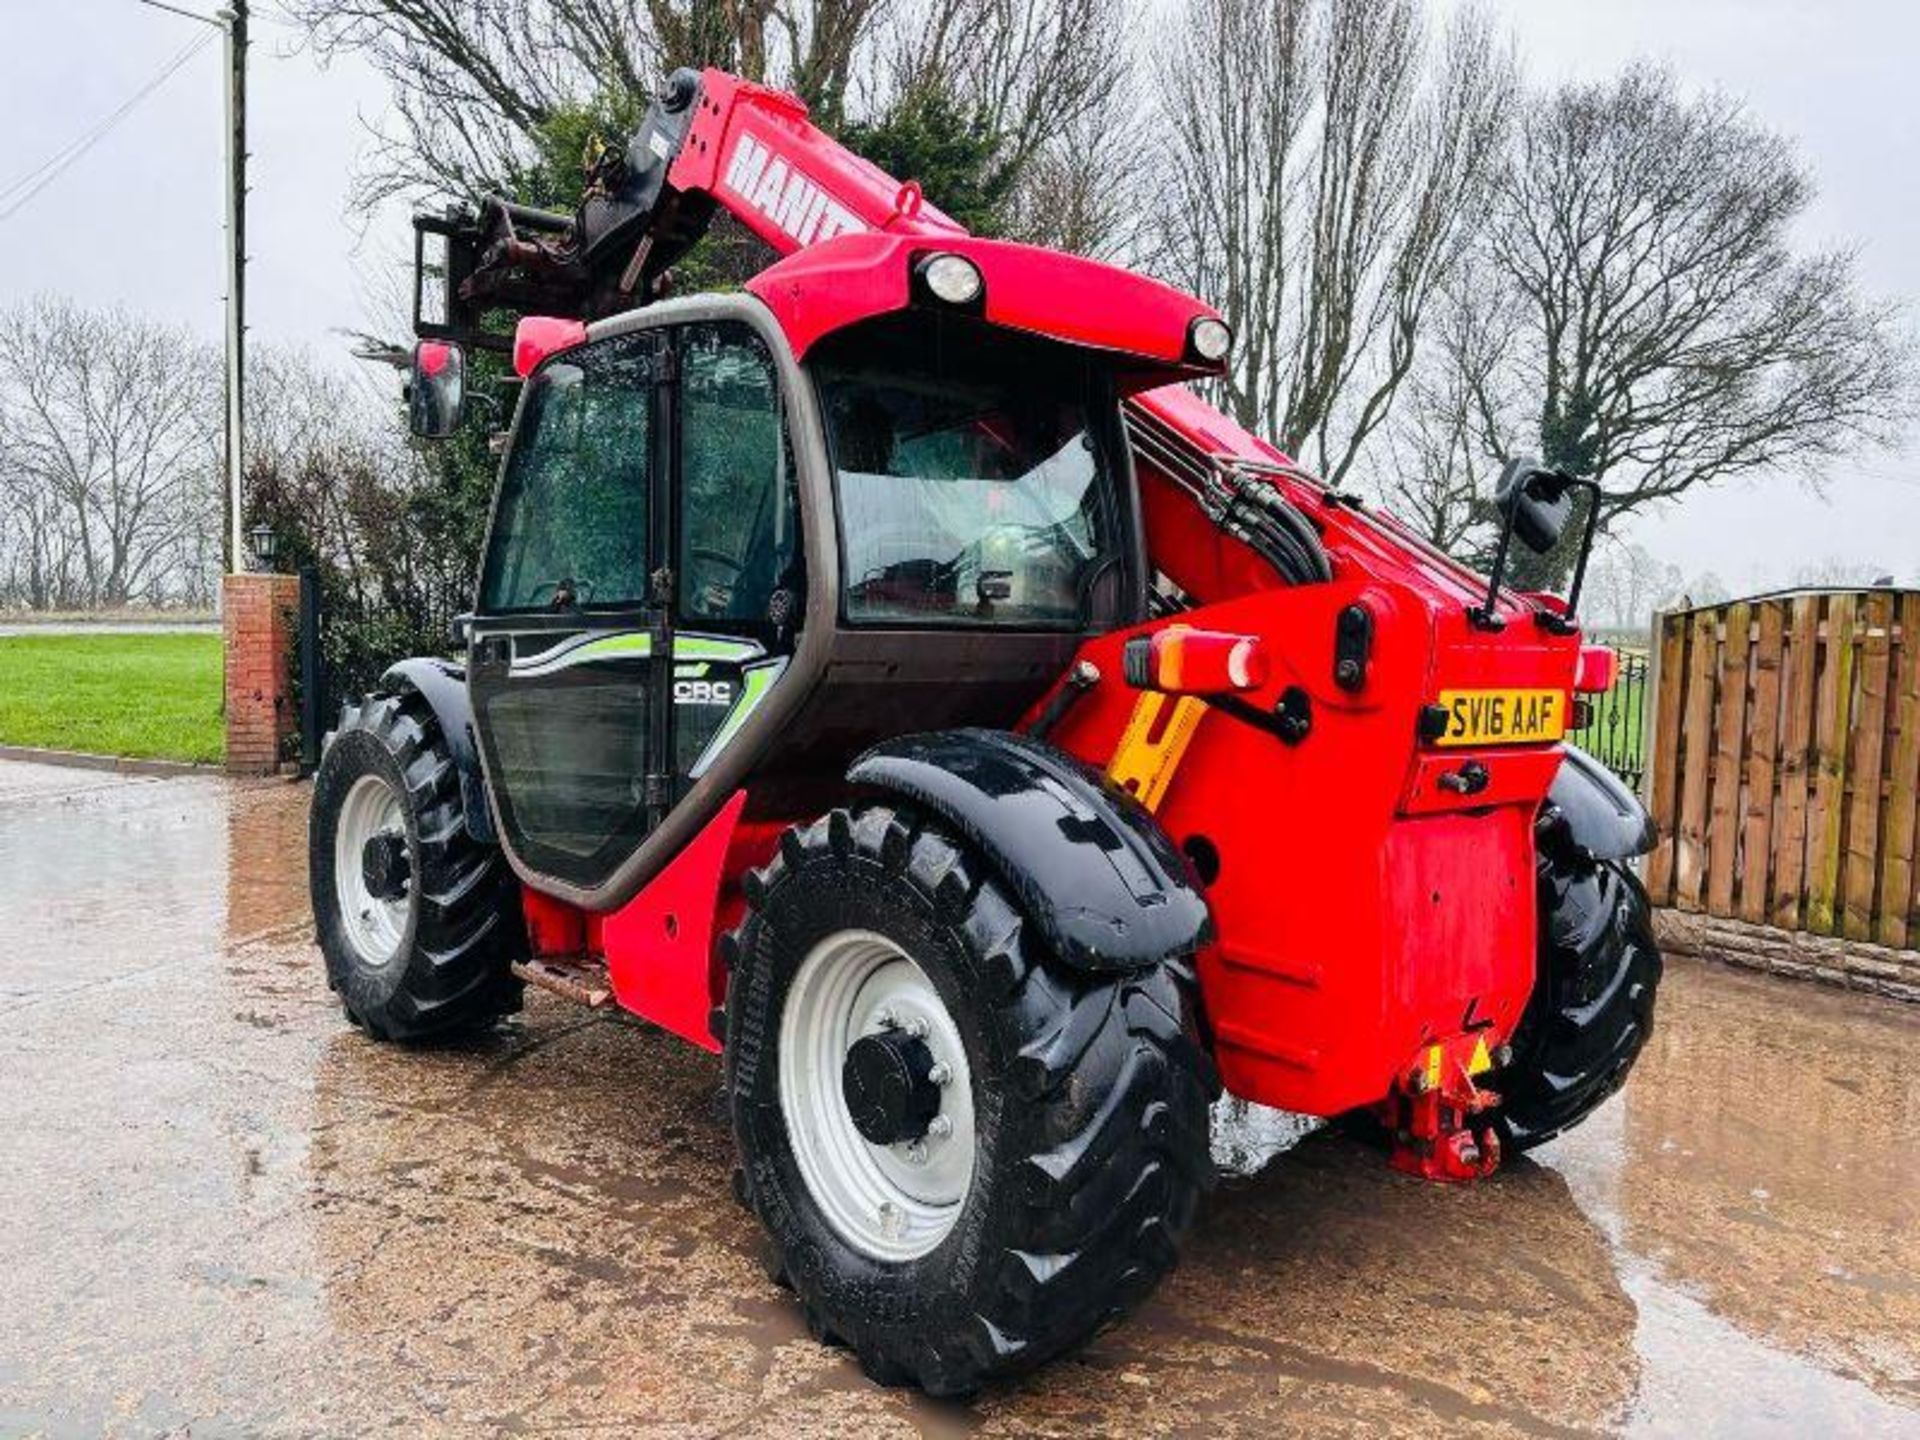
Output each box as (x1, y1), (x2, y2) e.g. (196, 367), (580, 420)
(1, 759), (1914, 1437)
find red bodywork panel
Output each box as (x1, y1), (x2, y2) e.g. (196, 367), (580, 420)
(508, 66), (1585, 1129)
(1034, 574), (1573, 1114)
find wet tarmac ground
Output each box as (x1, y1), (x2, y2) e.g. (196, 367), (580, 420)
(1, 759), (1915, 1437)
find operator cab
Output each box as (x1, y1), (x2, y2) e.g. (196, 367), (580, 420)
(436, 274), (1210, 909)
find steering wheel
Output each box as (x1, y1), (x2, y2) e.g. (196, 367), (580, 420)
(685, 546), (746, 617)
(525, 577), (595, 609)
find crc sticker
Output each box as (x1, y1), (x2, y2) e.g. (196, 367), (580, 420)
(674, 678), (735, 707)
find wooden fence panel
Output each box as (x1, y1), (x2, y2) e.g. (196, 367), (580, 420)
(1644, 588), (1920, 948)
(1771, 596), (1820, 930)
(1739, 602), (1785, 923)
(1675, 608), (1720, 911)
(1883, 594), (1920, 949)
(1645, 612), (1688, 904)
(1843, 593), (1893, 940)
(1706, 602), (1750, 915)
(1807, 594), (1855, 933)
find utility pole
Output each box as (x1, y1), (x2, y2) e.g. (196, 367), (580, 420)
(221, 0), (247, 570)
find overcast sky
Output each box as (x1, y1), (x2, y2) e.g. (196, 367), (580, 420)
(3, 0), (1915, 589)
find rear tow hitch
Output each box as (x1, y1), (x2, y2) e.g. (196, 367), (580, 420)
(1384, 1034), (1504, 1183)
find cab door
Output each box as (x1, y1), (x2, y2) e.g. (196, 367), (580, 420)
(663, 318), (802, 799)
(466, 329), (669, 892)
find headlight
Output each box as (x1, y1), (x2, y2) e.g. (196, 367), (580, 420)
(1189, 316), (1232, 363)
(921, 253), (984, 305)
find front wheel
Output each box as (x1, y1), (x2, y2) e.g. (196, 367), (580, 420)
(309, 691), (525, 1041)
(724, 803), (1216, 1395)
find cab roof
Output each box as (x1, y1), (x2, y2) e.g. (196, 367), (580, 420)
(743, 232), (1226, 388)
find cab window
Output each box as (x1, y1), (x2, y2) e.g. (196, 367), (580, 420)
(812, 315), (1128, 630)
(479, 334), (654, 613)
(676, 321), (799, 632)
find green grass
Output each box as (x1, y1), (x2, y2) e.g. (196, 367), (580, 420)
(1572, 648), (1649, 777)
(0, 633), (224, 764)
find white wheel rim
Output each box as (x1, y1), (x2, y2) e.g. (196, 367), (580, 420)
(333, 773), (410, 967)
(778, 929), (976, 1262)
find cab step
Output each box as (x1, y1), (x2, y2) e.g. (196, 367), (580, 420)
(512, 956), (614, 1008)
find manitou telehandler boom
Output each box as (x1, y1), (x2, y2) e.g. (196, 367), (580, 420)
(311, 67), (1661, 1395)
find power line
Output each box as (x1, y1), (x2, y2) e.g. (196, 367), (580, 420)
(130, 0), (223, 24)
(0, 31), (216, 224)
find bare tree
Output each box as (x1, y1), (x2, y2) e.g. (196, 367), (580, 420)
(1372, 273), (1517, 552)
(0, 298), (221, 610)
(293, 0), (892, 204)
(295, 0), (1121, 237)
(1151, 0), (1511, 484)
(1585, 537), (1683, 629)
(1789, 555), (1898, 588)
(1463, 64), (1911, 583)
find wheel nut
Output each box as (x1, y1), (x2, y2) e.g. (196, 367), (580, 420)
(928, 1062), (952, 1087)
(904, 1141), (929, 1165)
(874, 1008), (898, 1030)
(928, 1115), (953, 1139)
(904, 1015), (929, 1039)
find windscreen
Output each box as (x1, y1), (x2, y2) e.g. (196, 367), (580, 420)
(811, 316), (1129, 629)
(479, 333), (653, 613)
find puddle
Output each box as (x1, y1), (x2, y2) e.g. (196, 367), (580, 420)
(0, 759), (1914, 1435)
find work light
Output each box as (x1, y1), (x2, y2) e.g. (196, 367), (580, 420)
(921, 253), (984, 305)
(1189, 317), (1232, 363)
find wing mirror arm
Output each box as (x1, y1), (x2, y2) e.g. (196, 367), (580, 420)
(1468, 459), (1601, 634)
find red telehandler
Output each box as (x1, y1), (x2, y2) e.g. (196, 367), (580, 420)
(310, 67), (1661, 1394)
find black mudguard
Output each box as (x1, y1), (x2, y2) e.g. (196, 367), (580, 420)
(1539, 742), (1655, 864)
(375, 657), (496, 845)
(847, 728), (1213, 974)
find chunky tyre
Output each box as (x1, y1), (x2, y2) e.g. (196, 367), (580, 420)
(309, 690), (525, 1041)
(1495, 851), (1662, 1150)
(724, 803), (1217, 1395)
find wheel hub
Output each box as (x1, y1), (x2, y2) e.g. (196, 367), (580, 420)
(360, 831), (410, 902)
(842, 1030), (941, 1146)
(333, 773), (411, 968)
(778, 930), (977, 1262)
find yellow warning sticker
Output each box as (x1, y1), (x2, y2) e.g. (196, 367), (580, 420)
(1424, 1046), (1444, 1091)
(1468, 1037), (1493, 1076)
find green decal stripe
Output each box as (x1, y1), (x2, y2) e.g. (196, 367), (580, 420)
(675, 635), (765, 662)
(689, 658), (786, 778)
(511, 630), (763, 675)
(566, 632), (653, 664)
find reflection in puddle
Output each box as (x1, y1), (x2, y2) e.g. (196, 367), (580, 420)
(2, 767), (1915, 1435)
(1210, 1095), (1322, 1176)
(1540, 960), (1920, 1432)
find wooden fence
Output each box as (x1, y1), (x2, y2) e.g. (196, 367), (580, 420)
(1644, 589), (1920, 950)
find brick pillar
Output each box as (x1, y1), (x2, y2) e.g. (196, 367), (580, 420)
(223, 572), (301, 776)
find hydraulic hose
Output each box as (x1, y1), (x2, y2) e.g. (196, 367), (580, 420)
(1124, 405), (1331, 587)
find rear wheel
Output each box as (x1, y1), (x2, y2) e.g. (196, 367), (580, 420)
(1495, 852), (1661, 1150)
(309, 691), (525, 1041)
(725, 803), (1216, 1395)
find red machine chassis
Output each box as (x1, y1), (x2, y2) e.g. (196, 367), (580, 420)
(490, 68), (1614, 1162)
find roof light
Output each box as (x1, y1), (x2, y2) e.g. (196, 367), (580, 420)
(921, 253), (984, 306)
(1189, 316), (1232, 364)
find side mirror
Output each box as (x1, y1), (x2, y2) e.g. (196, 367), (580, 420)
(1493, 457), (1574, 554)
(408, 339), (466, 438)
(1471, 457), (1601, 634)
